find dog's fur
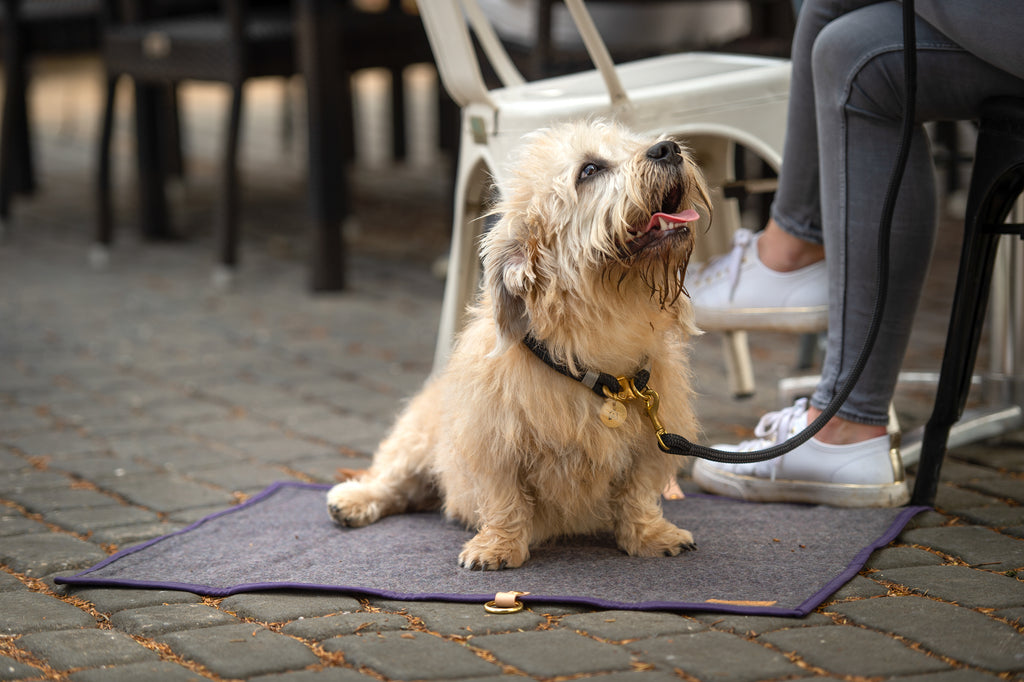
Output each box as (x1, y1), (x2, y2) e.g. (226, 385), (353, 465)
(327, 120), (710, 570)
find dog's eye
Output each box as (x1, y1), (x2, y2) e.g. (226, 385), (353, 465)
(577, 162), (602, 182)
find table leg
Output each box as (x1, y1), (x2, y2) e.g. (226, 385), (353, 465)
(296, 0), (347, 291)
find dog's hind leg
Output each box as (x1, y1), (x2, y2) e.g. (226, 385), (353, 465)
(326, 383), (441, 527)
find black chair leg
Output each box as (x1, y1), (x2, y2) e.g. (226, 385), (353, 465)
(912, 97), (1024, 506)
(96, 75), (118, 249)
(391, 66), (407, 161)
(218, 83), (244, 273)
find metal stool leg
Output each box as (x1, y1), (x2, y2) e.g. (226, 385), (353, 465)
(912, 97), (1024, 506)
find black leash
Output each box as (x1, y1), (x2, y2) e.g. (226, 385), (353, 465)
(528, 0), (918, 465)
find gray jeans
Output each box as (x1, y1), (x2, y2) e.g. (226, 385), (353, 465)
(771, 0), (1024, 425)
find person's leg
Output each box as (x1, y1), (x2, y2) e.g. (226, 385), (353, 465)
(686, 0), (882, 331)
(809, 1), (1024, 430)
(693, 1), (1024, 506)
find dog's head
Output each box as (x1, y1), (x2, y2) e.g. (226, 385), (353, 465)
(481, 120), (710, 358)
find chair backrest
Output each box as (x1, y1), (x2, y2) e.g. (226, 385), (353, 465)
(418, 0), (628, 112)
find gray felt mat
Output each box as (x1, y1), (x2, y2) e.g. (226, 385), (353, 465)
(57, 482), (925, 616)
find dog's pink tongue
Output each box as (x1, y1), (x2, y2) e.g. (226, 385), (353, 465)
(646, 209), (700, 232)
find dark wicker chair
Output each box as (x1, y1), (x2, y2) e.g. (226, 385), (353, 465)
(94, 0), (295, 283)
(0, 0), (100, 232)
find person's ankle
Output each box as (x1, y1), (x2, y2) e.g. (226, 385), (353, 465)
(806, 406), (888, 445)
(758, 219), (825, 272)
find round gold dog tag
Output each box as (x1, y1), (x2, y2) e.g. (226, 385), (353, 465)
(599, 399), (628, 427)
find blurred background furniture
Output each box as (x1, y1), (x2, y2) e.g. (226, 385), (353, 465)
(420, 0), (790, 400)
(93, 0), (442, 291)
(93, 0), (296, 285)
(0, 0), (100, 233)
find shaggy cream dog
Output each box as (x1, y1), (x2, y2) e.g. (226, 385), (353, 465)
(327, 120), (710, 570)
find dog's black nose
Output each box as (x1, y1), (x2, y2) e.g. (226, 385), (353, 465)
(646, 140), (682, 165)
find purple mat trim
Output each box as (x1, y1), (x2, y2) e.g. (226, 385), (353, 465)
(56, 482), (926, 616)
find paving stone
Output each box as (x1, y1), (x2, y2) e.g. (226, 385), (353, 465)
(627, 630), (808, 682)
(84, 521), (183, 547)
(964, 477), (1024, 504)
(248, 669), (381, 682)
(827, 574), (890, 601)
(0, 449), (29, 471)
(0, 469), (76, 494)
(48, 455), (159, 481)
(18, 628), (158, 671)
(322, 631), (500, 680)
(873, 565), (1024, 608)
(884, 670), (1004, 682)
(222, 436), (338, 465)
(4, 432), (106, 459)
(934, 485), (1004, 512)
(0, 654), (45, 681)
(569, 673), (689, 682)
(4, 488), (123, 513)
(560, 610), (706, 641)
(957, 505), (1024, 528)
(219, 592), (362, 623)
(938, 460), (1005, 482)
(0, 533), (107, 576)
(864, 546), (945, 570)
(760, 624), (950, 677)
(110, 603), (238, 636)
(830, 595), (1024, 671)
(186, 461), (299, 493)
(67, 660), (209, 682)
(291, 454), (371, 483)
(183, 418), (284, 444)
(899, 526), (1024, 571)
(995, 605), (1024, 629)
(0, 591), (95, 633)
(57, 586), (201, 612)
(96, 473), (234, 513)
(392, 601), (545, 636)
(44, 505), (161, 534)
(0, 510), (49, 537)
(281, 612), (411, 640)
(692, 612), (833, 635)
(157, 623), (320, 679)
(104, 433), (205, 459)
(905, 510), (954, 529)
(0, 571), (24, 591)
(469, 629), (635, 677)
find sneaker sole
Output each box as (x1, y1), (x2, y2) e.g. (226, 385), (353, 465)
(692, 461), (910, 508)
(694, 305), (828, 333)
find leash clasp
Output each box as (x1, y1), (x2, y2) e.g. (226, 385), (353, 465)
(602, 377), (668, 448)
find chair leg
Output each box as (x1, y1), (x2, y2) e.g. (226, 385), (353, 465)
(912, 231), (1002, 506)
(91, 75), (119, 268)
(216, 83), (244, 281)
(391, 66), (407, 161)
(96, 76), (118, 246)
(912, 98), (1024, 506)
(134, 82), (173, 240)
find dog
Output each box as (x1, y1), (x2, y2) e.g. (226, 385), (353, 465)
(327, 120), (710, 570)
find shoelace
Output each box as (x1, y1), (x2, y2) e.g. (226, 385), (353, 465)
(692, 228), (754, 302)
(735, 398), (809, 479)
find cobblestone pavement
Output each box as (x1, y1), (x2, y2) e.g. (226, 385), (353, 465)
(1, 61), (1023, 681)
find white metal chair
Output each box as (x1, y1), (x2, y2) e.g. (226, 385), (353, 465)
(420, 0), (791, 396)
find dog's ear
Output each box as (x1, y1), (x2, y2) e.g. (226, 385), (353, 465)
(482, 225), (535, 355)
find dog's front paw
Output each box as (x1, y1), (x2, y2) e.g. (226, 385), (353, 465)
(458, 531), (529, 571)
(326, 481), (384, 528)
(619, 520), (697, 557)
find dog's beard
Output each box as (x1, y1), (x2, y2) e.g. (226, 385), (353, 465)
(607, 235), (693, 308)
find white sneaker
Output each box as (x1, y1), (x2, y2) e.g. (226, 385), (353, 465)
(686, 229), (828, 332)
(692, 399), (910, 507)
